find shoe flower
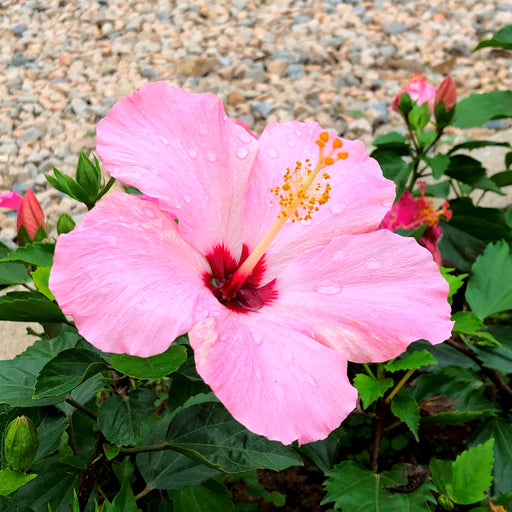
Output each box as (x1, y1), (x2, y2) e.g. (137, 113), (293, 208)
(393, 73), (437, 114)
(380, 182), (451, 266)
(0, 190), (23, 210)
(50, 83), (453, 445)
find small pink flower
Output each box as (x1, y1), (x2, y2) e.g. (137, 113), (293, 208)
(380, 183), (451, 265)
(17, 188), (46, 241)
(50, 83), (453, 444)
(393, 74), (437, 114)
(0, 190), (23, 210)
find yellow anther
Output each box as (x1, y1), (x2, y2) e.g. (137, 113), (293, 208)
(333, 138), (343, 149)
(319, 131), (329, 142)
(324, 156), (334, 165)
(316, 140), (326, 148)
(338, 152), (348, 160)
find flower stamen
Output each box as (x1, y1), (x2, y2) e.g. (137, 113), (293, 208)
(222, 132), (348, 298)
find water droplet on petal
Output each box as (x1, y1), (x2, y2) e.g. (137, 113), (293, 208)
(205, 151), (217, 162)
(329, 203), (346, 215)
(236, 146), (249, 159)
(266, 147), (279, 159)
(366, 259), (382, 270)
(316, 284), (342, 295)
(239, 132), (251, 144)
(158, 134), (169, 145)
(187, 147), (198, 159)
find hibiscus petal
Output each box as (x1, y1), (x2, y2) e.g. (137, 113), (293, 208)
(0, 190), (23, 210)
(96, 82), (259, 257)
(50, 192), (219, 357)
(274, 229), (453, 363)
(189, 310), (357, 445)
(242, 120), (395, 279)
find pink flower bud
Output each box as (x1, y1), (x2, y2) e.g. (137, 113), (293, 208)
(17, 189), (46, 241)
(392, 74), (437, 114)
(435, 75), (457, 111)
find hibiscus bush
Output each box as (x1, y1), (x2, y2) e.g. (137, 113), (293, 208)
(1, 27), (512, 512)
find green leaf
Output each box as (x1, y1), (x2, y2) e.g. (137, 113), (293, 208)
(34, 416), (68, 463)
(98, 388), (156, 446)
(30, 267), (54, 301)
(104, 443), (120, 461)
(323, 461), (436, 512)
(470, 325), (512, 374)
(111, 344), (187, 380)
(102, 480), (141, 512)
(390, 394), (420, 441)
(445, 155), (504, 194)
(370, 150), (412, 200)
(417, 130), (436, 149)
(491, 170), (512, 188)
(56, 214), (75, 235)
(466, 241), (512, 320)
(446, 440), (494, 505)
(424, 180), (451, 198)
(165, 402), (302, 474)
(5, 456), (76, 512)
(169, 480), (235, 512)
(0, 242), (54, 268)
(448, 139), (511, 154)
(0, 244), (30, 286)
(474, 25), (512, 51)
(34, 348), (108, 399)
(452, 91), (512, 128)
(298, 431), (342, 474)
(425, 153), (450, 179)
(0, 469), (37, 496)
(385, 350), (437, 372)
(353, 374), (394, 408)
(429, 458), (452, 496)
(408, 102), (431, 131)
(0, 291), (65, 323)
(440, 268), (467, 301)
(372, 132), (410, 153)
(451, 311), (486, 335)
(239, 470), (286, 507)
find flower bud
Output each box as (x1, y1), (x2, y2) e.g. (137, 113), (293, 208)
(17, 189), (47, 242)
(4, 416), (39, 472)
(392, 74), (437, 114)
(438, 495), (454, 511)
(435, 76), (457, 111)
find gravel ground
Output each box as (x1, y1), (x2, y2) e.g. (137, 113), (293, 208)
(1, 0), (512, 357)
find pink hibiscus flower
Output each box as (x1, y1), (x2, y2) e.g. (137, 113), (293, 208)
(393, 73), (437, 114)
(50, 83), (453, 445)
(380, 182), (451, 266)
(0, 190), (23, 210)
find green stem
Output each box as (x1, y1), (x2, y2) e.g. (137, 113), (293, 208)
(65, 396), (98, 421)
(385, 368), (416, 403)
(362, 363), (376, 379)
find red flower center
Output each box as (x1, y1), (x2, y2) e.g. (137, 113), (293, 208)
(204, 244), (277, 313)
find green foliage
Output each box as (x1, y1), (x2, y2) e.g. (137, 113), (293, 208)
(111, 344), (187, 380)
(390, 395), (420, 441)
(430, 440), (494, 505)
(0, 469), (37, 497)
(452, 91), (512, 128)
(0, 242), (54, 268)
(466, 241), (512, 320)
(56, 214), (76, 235)
(168, 479), (235, 512)
(474, 25), (512, 51)
(323, 461), (436, 511)
(384, 349), (437, 372)
(353, 374), (394, 408)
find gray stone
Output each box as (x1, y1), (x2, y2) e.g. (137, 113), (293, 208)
(384, 23), (410, 35)
(156, 12), (172, 21)
(70, 97), (90, 117)
(484, 119), (509, 129)
(286, 63), (306, 80)
(251, 101), (275, 119)
(12, 24), (28, 37)
(21, 125), (46, 143)
(292, 15), (313, 25)
(141, 67), (158, 80)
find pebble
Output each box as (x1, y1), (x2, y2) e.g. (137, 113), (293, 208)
(0, 0), (511, 239)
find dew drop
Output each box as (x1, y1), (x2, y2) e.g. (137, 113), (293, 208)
(158, 134), (169, 145)
(205, 151), (217, 162)
(236, 146), (249, 159)
(266, 147), (279, 159)
(239, 132), (251, 144)
(316, 284), (341, 295)
(187, 147), (198, 159)
(366, 259), (381, 270)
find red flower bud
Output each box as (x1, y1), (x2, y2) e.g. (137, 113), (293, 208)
(435, 76), (457, 111)
(17, 189), (46, 241)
